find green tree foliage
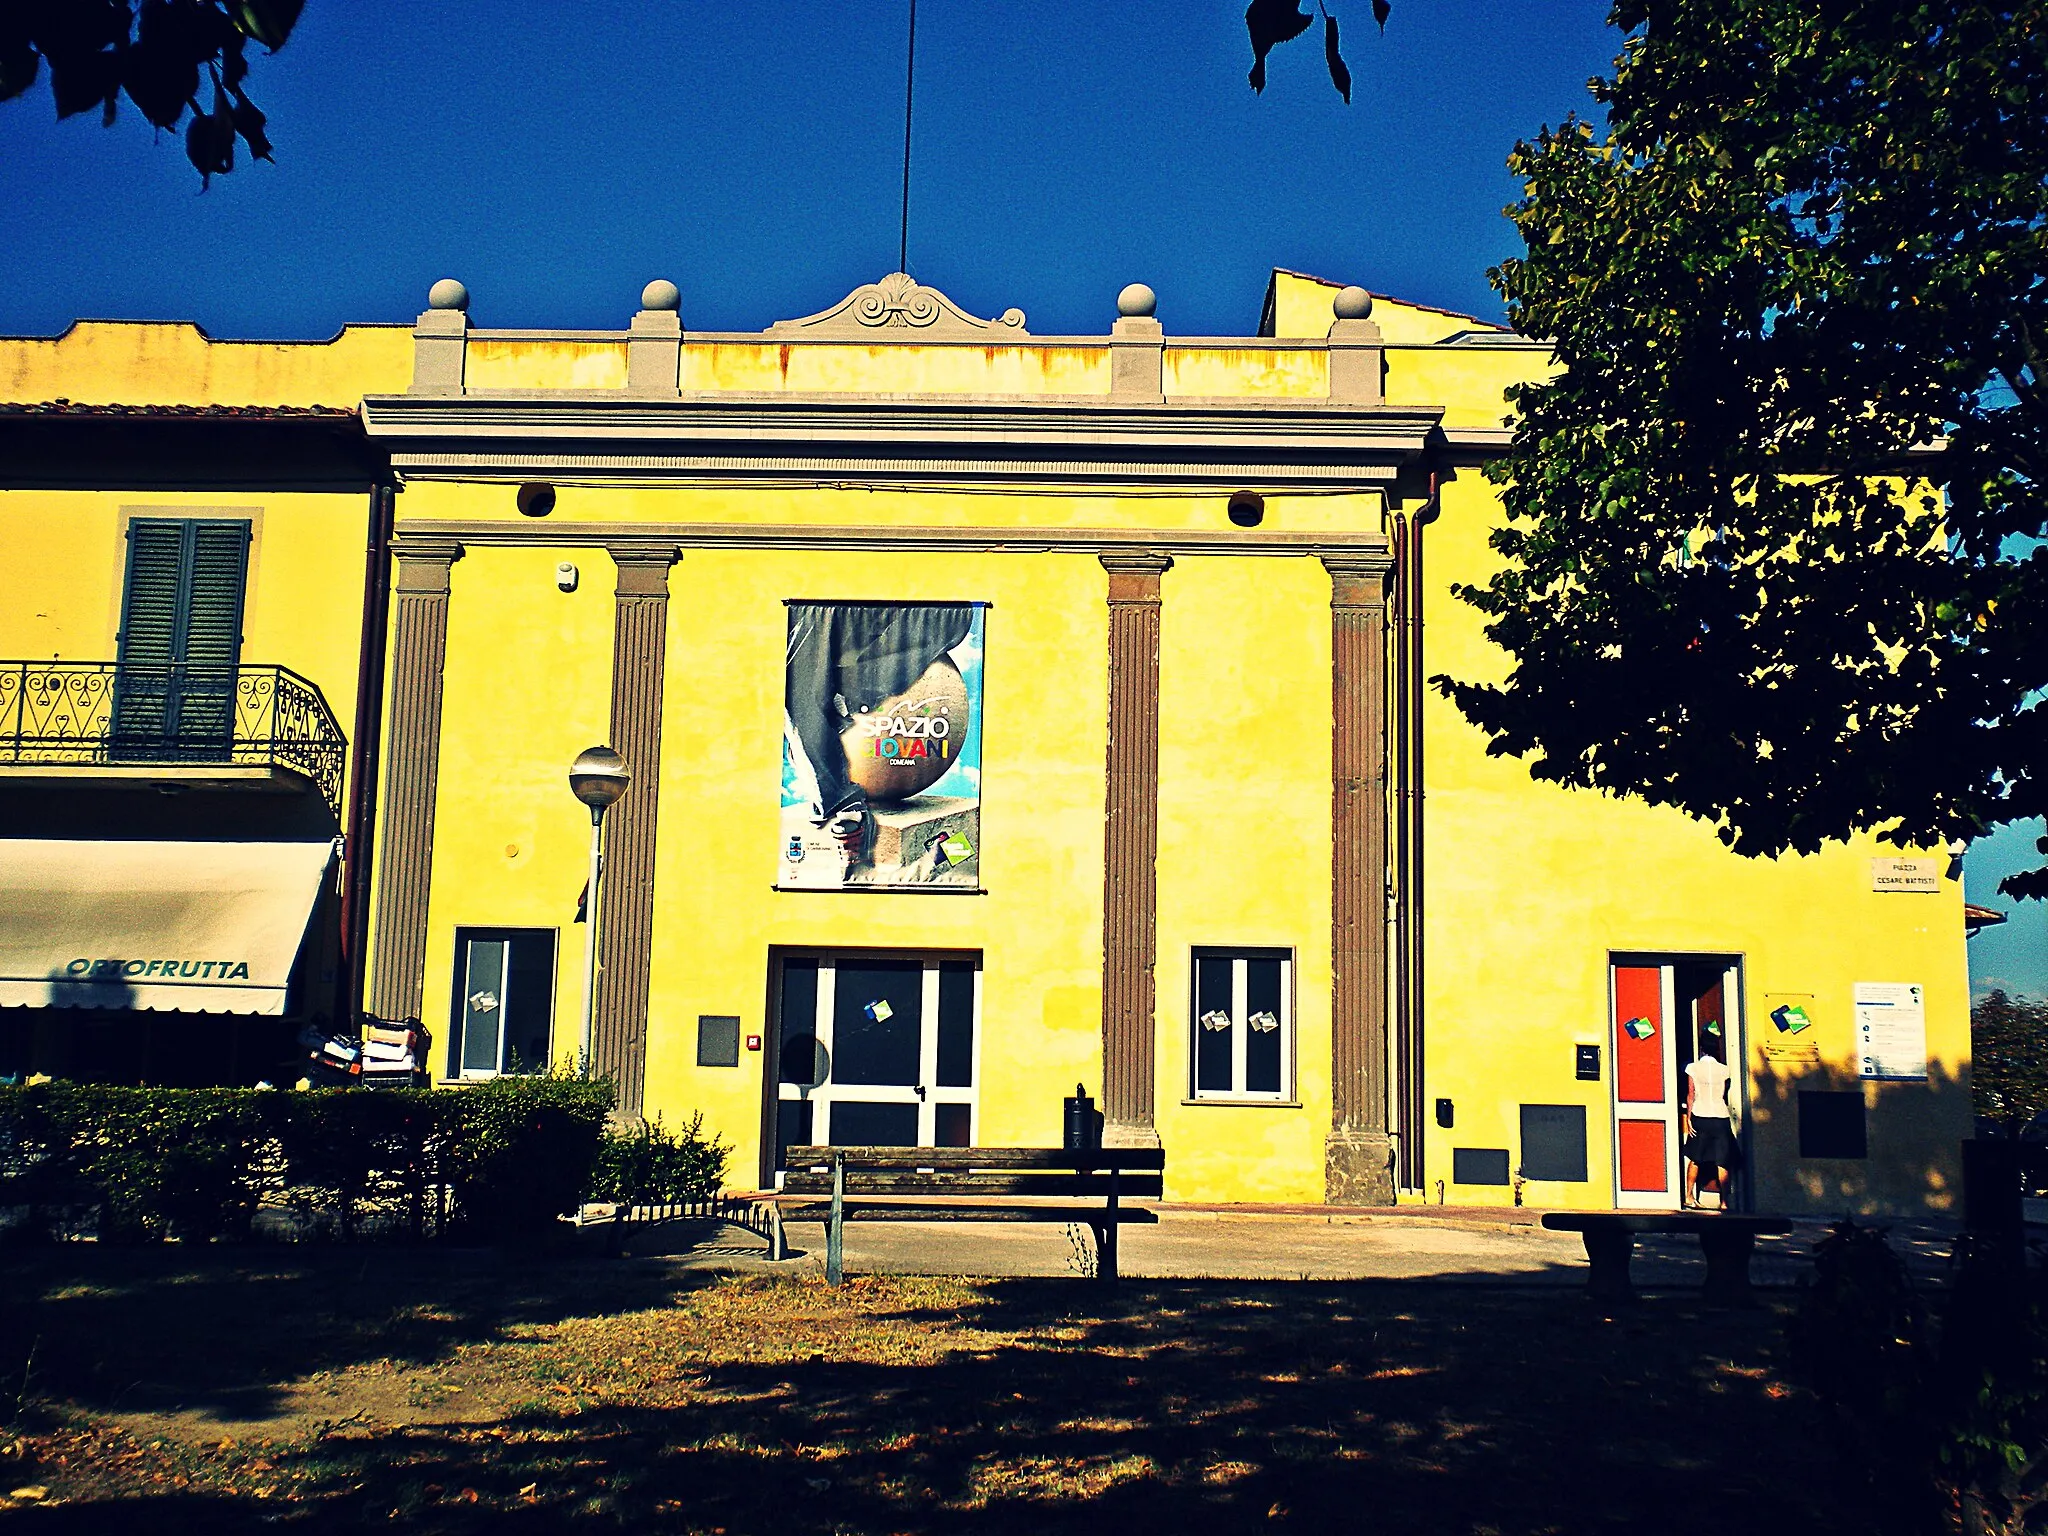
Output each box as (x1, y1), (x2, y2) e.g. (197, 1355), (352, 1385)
(1973, 989), (2048, 1134)
(1244, 0), (1385, 101)
(1439, 2), (2048, 898)
(0, 1), (304, 181)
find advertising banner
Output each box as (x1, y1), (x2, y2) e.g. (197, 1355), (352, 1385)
(780, 602), (985, 890)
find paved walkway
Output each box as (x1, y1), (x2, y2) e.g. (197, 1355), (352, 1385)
(613, 1203), (1978, 1289)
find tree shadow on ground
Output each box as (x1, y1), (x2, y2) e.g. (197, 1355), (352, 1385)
(0, 1240), (716, 1424)
(0, 1264), (1889, 1536)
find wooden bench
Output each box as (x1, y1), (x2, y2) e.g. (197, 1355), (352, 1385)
(778, 1145), (1164, 1284)
(1541, 1212), (1795, 1305)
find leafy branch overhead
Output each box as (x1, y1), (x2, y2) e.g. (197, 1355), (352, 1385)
(1438, 0), (2048, 900)
(1246, 0), (1387, 102)
(0, 1), (304, 182)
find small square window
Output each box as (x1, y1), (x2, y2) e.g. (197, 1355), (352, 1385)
(1189, 948), (1293, 1101)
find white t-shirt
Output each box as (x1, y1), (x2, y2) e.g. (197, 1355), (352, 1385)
(1686, 1056), (1733, 1120)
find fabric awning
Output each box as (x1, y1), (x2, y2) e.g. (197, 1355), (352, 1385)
(0, 840), (334, 1015)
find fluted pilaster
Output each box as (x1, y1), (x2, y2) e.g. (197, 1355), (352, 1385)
(594, 546), (680, 1117)
(366, 540), (462, 1023)
(1099, 551), (1171, 1146)
(1323, 551), (1395, 1204)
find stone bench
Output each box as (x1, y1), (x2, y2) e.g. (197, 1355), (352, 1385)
(1541, 1211), (1795, 1305)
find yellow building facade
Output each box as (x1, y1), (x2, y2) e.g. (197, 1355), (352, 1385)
(0, 269), (1972, 1214)
(0, 320), (406, 1079)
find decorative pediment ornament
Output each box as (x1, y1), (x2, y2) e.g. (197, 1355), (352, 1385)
(768, 272), (1028, 338)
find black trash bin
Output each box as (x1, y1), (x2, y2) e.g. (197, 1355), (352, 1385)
(1063, 1084), (1102, 1151)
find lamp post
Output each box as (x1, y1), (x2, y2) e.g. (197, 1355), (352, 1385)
(569, 745), (631, 1077)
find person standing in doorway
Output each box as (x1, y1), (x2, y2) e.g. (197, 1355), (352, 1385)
(1682, 1028), (1738, 1210)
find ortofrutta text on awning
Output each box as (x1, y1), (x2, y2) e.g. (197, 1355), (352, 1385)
(0, 839), (333, 1015)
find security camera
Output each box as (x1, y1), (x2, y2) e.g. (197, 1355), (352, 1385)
(555, 562), (579, 592)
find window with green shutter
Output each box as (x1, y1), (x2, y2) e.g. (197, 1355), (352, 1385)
(113, 518), (250, 756)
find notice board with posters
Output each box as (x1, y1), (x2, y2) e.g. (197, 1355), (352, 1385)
(779, 601), (985, 891)
(1854, 981), (1928, 1081)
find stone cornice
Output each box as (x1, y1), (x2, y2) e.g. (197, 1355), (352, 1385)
(360, 393), (1442, 489)
(450, 329), (1540, 353)
(1438, 426), (1516, 458)
(392, 519), (1389, 562)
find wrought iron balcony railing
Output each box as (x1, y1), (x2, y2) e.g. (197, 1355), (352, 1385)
(0, 662), (347, 815)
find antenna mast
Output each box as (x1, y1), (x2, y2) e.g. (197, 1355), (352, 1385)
(899, 0), (917, 275)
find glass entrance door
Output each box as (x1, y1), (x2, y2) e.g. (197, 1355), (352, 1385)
(773, 952), (979, 1170)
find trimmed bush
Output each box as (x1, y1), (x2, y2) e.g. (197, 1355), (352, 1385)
(0, 1074), (622, 1246)
(78, 1086), (273, 1243)
(0, 1082), (91, 1239)
(439, 1074), (615, 1243)
(272, 1089), (454, 1242)
(0, 1084), (271, 1243)
(589, 1112), (730, 1206)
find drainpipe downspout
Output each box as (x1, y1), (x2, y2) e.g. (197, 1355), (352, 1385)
(340, 479), (396, 1026)
(1389, 506), (1411, 1190)
(1407, 471), (1442, 1192)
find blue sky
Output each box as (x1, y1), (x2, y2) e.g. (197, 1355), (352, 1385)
(0, 1), (1619, 337)
(2, 0), (2041, 994)
(1968, 819), (2047, 1001)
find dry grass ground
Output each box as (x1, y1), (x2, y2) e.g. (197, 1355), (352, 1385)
(0, 1244), (1877, 1534)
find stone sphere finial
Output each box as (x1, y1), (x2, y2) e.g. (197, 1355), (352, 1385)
(1116, 282), (1157, 319)
(640, 279), (681, 313)
(427, 278), (469, 312)
(1333, 285), (1374, 320)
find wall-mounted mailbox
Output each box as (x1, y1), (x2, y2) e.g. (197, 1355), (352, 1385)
(1575, 1044), (1601, 1081)
(1435, 1097), (1454, 1129)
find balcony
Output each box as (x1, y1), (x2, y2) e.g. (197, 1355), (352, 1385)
(0, 662), (346, 815)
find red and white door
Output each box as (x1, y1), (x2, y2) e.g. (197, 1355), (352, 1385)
(1609, 957), (1744, 1210)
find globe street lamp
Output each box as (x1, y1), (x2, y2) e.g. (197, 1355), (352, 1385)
(569, 745), (631, 1076)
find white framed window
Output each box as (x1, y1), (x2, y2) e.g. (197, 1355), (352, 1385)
(1189, 947), (1293, 1101)
(448, 928), (558, 1079)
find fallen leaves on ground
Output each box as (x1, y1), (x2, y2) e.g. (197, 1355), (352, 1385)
(0, 1253), (1871, 1534)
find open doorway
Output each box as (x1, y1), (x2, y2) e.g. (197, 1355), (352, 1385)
(1609, 954), (1746, 1211)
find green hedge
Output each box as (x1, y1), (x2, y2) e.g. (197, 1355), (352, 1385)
(0, 1076), (624, 1246)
